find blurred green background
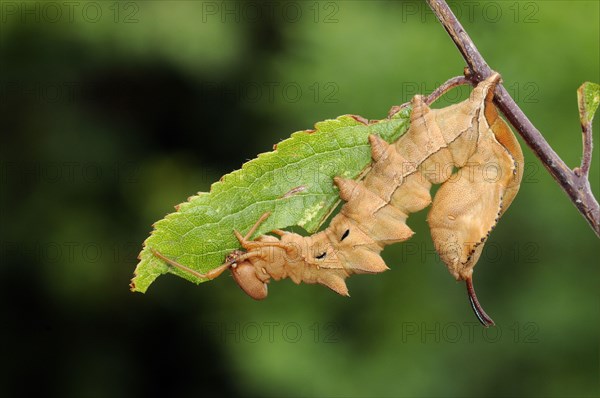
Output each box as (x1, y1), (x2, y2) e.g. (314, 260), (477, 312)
(1, 1), (598, 397)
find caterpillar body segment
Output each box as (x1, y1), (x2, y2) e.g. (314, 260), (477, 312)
(152, 73), (523, 326)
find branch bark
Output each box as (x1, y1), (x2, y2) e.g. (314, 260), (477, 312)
(426, 0), (600, 238)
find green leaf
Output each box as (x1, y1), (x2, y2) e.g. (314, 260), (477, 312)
(130, 107), (411, 293)
(577, 82), (600, 124)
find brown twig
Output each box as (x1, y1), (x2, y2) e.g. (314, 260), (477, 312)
(426, 0), (600, 238)
(578, 122), (593, 178)
(576, 86), (594, 179)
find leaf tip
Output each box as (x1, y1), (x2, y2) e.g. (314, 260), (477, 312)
(577, 81), (600, 124)
(129, 279), (138, 292)
(129, 273), (147, 293)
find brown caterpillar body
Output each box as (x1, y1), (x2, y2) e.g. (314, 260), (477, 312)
(152, 73), (524, 326)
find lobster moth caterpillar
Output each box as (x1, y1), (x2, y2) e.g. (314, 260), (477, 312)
(149, 73), (524, 326)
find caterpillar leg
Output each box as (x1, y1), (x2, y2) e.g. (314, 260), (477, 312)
(233, 213), (297, 255)
(151, 213), (275, 281)
(233, 212), (271, 244)
(424, 75), (471, 105)
(151, 248), (231, 280)
(233, 212), (280, 246)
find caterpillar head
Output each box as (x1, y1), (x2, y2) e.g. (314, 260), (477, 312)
(226, 249), (269, 300)
(230, 260), (269, 300)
